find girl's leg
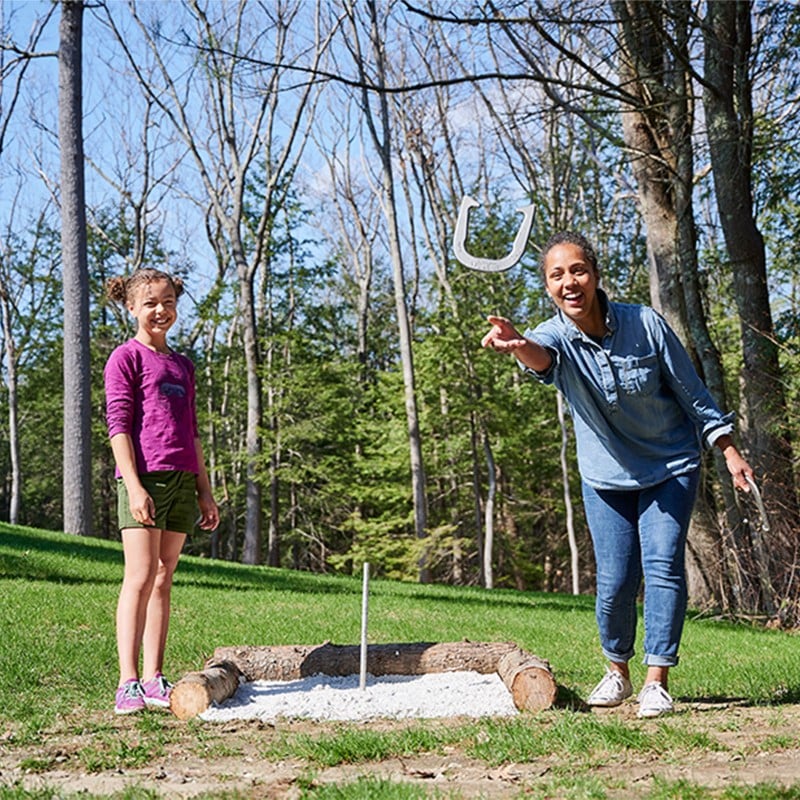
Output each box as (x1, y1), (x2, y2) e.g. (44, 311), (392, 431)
(638, 470), (700, 679)
(141, 529), (186, 681)
(581, 482), (642, 665)
(117, 529), (161, 684)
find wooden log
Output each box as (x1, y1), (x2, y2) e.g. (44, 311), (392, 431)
(211, 640), (524, 681)
(496, 648), (559, 712)
(170, 641), (558, 719)
(170, 660), (243, 721)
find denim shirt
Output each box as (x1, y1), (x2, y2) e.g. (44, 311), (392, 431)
(523, 292), (734, 490)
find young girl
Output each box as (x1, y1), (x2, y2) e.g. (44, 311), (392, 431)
(105, 268), (219, 714)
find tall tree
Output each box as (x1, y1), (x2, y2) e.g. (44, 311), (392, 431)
(703, 0), (797, 534)
(59, 0), (92, 536)
(105, 0), (329, 564)
(342, 0), (431, 581)
(701, 0), (800, 617)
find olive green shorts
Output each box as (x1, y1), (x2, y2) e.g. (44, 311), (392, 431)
(117, 470), (198, 534)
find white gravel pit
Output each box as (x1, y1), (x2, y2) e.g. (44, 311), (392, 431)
(199, 670), (519, 723)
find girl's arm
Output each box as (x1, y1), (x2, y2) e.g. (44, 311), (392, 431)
(110, 432), (155, 526)
(194, 437), (219, 531)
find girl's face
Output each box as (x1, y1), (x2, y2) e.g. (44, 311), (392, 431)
(543, 243), (603, 333)
(127, 278), (178, 341)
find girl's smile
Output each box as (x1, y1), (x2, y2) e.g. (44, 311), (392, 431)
(127, 278), (178, 350)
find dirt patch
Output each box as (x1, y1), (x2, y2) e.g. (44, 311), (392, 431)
(3, 702), (800, 798)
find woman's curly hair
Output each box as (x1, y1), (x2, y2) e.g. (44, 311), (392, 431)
(538, 231), (599, 276)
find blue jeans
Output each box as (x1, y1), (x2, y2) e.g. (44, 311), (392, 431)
(581, 470), (700, 667)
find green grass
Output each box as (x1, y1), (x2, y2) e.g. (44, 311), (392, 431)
(3, 523), (800, 799)
(4, 521), (800, 730)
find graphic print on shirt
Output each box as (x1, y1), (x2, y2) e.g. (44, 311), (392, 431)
(160, 381), (187, 398)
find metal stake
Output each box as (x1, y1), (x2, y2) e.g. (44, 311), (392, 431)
(359, 562), (370, 690)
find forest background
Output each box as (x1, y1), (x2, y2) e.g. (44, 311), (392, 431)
(1, 0), (799, 625)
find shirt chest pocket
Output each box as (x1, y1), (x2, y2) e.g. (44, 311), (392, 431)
(610, 353), (660, 396)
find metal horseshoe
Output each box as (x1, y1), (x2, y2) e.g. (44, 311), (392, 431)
(744, 475), (770, 533)
(453, 195), (535, 273)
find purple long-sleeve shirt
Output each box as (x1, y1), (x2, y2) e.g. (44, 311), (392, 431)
(104, 338), (199, 477)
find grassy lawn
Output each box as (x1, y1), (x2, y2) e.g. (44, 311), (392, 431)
(2, 523), (800, 799)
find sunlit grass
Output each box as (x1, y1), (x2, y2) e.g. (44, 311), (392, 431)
(4, 523), (800, 799)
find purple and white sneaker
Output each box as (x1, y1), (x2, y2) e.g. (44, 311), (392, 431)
(142, 672), (173, 709)
(115, 679), (145, 715)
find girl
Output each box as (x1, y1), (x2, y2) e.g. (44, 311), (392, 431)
(105, 268), (219, 714)
(482, 231), (752, 718)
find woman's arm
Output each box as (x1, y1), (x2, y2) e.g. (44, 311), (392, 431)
(482, 315), (553, 372)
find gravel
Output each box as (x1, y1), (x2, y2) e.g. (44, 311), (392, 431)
(199, 671), (519, 723)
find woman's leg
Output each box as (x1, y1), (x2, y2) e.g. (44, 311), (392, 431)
(638, 469), (700, 681)
(117, 529), (161, 684)
(582, 482), (642, 666)
(141, 529), (186, 681)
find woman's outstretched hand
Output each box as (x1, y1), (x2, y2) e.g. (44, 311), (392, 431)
(481, 315), (528, 354)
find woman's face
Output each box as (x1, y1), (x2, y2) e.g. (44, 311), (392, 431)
(543, 243), (602, 332)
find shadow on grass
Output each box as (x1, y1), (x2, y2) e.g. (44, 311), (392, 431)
(554, 683), (591, 712)
(0, 525), (599, 616)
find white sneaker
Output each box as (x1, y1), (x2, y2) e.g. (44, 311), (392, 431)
(637, 681), (673, 718)
(587, 669), (633, 707)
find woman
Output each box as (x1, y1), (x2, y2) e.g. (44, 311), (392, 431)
(482, 231), (752, 718)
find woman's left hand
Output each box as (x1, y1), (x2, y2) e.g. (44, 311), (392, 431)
(715, 434), (753, 491)
(724, 448), (754, 492)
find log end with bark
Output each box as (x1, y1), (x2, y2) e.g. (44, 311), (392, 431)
(170, 660), (243, 721)
(169, 641), (558, 719)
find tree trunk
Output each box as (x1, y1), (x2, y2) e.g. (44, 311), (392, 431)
(614, 0), (750, 611)
(482, 435), (496, 589)
(703, 0), (797, 517)
(0, 291), (20, 524)
(59, 0), (92, 537)
(351, 0), (430, 580)
(239, 273), (263, 564)
(614, 1), (688, 341)
(557, 392), (579, 595)
(670, 0), (743, 609)
(703, 0), (797, 618)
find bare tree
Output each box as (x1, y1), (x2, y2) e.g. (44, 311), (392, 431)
(341, 0), (431, 581)
(703, 0), (798, 580)
(59, 0), (93, 537)
(104, 0), (331, 564)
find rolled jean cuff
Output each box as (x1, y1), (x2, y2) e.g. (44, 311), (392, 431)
(643, 654), (679, 667)
(602, 647), (634, 664)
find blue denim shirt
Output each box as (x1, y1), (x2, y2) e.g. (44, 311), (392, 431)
(523, 292), (734, 490)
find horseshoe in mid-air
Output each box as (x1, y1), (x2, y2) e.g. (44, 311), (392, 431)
(452, 195), (535, 273)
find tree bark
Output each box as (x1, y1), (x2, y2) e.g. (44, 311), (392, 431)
(59, 0), (92, 537)
(703, 0), (797, 519)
